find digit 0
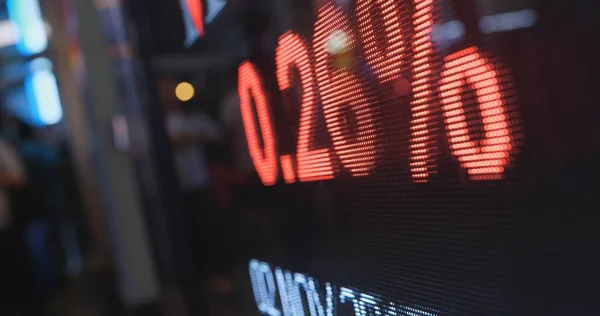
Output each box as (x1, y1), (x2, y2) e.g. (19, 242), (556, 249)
(238, 62), (278, 186)
(440, 47), (513, 180)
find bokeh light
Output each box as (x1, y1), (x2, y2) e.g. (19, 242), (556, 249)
(175, 81), (195, 101)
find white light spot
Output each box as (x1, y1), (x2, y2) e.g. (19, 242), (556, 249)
(431, 20), (465, 42)
(446, 21), (465, 40)
(0, 20), (19, 48)
(29, 57), (53, 72)
(479, 9), (538, 34)
(205, 0), (227, 24)
(327, 30), (348, 55)
(27, 69), (63, 125)
(7, 0), (49, 55)
(44, 20), (53, 39)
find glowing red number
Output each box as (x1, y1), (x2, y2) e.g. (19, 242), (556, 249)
(240, 0), (520, 185)
(356, 0), (407, 83)
(238, 62), (278, 186)
(313, 2), (377, 177)
(440, 47), (513, 180)
(409, 0), (437, 182)
(276, 31), (334, 182)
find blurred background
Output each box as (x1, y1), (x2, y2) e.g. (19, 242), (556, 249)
(0, 0), (598, 315)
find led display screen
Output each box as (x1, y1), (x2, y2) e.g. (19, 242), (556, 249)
(233, 0), (600, 315)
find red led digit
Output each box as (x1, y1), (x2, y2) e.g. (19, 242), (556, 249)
(409, 0), (437, 182)
(356, 0), (407, 83)
(313, 2), (377, 176)
(238, 61), (278, 186)
(276, 31), (334, 182)
(440, 47), (513, 179)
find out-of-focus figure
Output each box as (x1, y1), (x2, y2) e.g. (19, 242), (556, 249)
(1, 113), (86, 316)
(219, 72), (253, 184)
(158, 74), (236, 296)
(0, 117), (42, 316)
(159, 75), (220, 200)
(0, 135), (24, 229)
(217, 72), (261, 253)
(14, 121), (64, 298)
